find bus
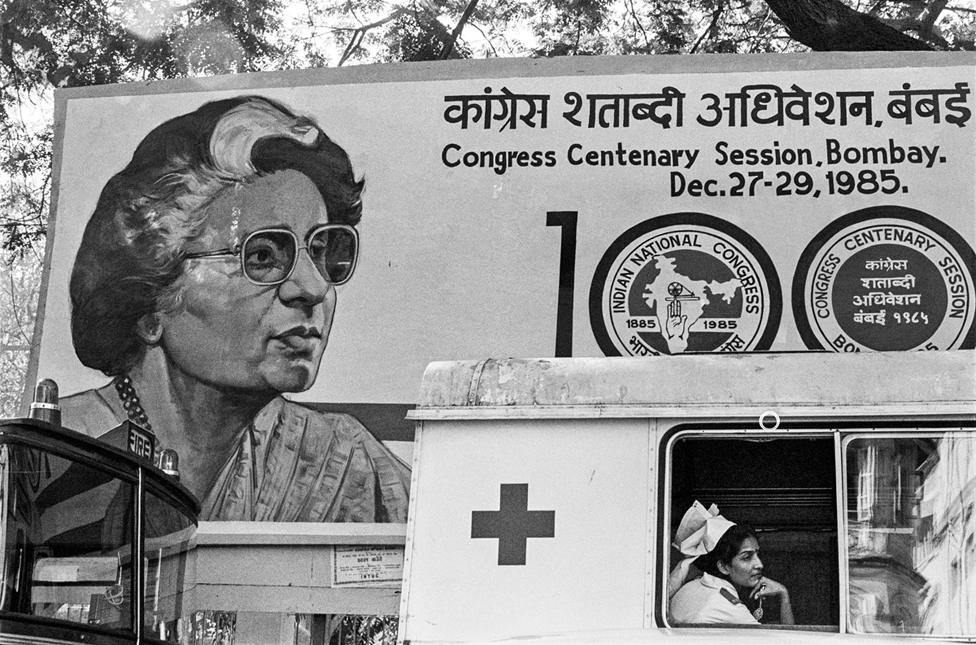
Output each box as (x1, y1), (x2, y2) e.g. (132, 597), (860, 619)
(0, 381), (199, 644)
(398, 350), (976, 643)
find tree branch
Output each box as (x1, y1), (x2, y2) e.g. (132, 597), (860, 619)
(337, 7), (409, 66)
(441, 0), (480, 59)
(749, 7), (774, 53)
(690, 6), (724, 54)
(916, 0), (949, 42)
(626, 0), (650, 50)
(764, 0), (934, 50)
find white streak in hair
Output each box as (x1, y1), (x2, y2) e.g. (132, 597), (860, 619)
(210, 99), (318, 176)
(230, 207), (241, 247)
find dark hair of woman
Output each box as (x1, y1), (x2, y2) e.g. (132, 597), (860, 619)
(694, 523), (758, 580)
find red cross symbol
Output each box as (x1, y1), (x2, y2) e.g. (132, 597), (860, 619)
(471, 483), (555, 565)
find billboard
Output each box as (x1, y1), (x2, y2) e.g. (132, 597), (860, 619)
(28, 53), (976, 521)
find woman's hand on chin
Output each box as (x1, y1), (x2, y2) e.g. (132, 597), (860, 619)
(750, 576), (789, 600)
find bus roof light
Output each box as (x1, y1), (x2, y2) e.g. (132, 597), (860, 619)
(159, 448), (180, 479)
(30, 378), (61, 428)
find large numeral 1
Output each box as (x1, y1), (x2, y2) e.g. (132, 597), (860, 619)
(546, 211), (578, 357)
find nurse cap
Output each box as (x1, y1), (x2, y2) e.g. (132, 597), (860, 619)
(667, 500), (736, 599)
(673, 500), (736, 556)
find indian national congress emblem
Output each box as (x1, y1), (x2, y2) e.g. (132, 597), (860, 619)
(590, 213), (781, 356)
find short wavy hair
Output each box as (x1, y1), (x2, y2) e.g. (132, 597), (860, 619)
(70, 95), (365, 376)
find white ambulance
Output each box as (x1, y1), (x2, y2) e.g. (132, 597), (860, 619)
(399, 351), (975, 643)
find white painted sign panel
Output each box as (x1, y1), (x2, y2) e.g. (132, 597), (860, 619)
(29, 55), (976, 529)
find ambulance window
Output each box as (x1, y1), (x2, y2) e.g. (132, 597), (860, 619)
(667, 433), (838, 628)
(843, 431), (976, 637)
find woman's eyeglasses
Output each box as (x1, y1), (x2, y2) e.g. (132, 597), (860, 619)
(184, 224), (359, 286)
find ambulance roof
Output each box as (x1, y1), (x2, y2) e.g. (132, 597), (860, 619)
(411, 351), (975, 420)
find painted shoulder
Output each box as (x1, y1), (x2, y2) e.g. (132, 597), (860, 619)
(60, 382), (121, 438)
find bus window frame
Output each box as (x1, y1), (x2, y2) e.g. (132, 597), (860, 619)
(0, 420), (196, 643)
(0, 433), (138, 487)
(839, 425), (976, 639)
(140, 478), (198, 645)
(655, 418), (976, 635)
(656, 421), (838, 630)
(0, 434), (139, 638)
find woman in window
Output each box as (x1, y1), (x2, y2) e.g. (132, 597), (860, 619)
(668, 501), (795, 626)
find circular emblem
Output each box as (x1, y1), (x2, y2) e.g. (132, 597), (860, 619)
(793, 206), (976, 352)
(590, 213), (781, 356)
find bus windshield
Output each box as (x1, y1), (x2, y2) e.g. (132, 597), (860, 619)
(0, 440), (196, 642)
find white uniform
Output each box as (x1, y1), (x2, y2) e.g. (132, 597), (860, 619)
(669, 572), (759, 625)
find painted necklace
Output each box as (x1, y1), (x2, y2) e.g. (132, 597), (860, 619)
(114, 375), (152, 431)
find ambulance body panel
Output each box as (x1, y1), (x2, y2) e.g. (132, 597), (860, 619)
(400, 352), (976, 644)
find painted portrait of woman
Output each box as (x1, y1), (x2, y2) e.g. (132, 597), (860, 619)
(60, 95), (410, 522)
